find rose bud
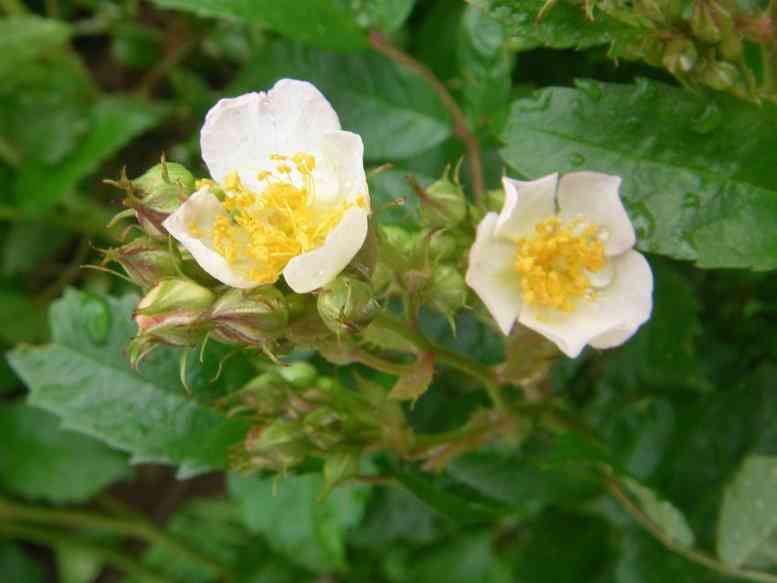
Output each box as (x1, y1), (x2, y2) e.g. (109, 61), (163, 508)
(207, 286), (289, 346)
(317, 276), (380, 335)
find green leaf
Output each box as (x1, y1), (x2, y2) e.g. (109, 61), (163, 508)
(601, 263), (706, 392)
(0, 16), (72, 77)
(232, 40), (452, 160)
(0, 543), (45, 583)
(621, 477), (695, 548)
(1, 222), (70, 276)
(56, 544), (104, 583)
(0, 52), (93, 169)
(152, 0), (368, 51)
(16, 97), (168, 216)
(0, 287), (48, 344)
(8, 289), (251, 478)
(0, 402), (129, 503)
(407, 531), (512, 583)
(717, 455), (777, 567)
(470, 0), (636, 51)
(229, 473), (370, 573)
(458, 6), (513, 135)
(134, 497), (302, 583)
(501, 79), (777, 270)
(350, 486), (446, 548)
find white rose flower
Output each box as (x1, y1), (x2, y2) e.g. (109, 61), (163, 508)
(466, 172), (653, 358)
(163, 79), (370, 294)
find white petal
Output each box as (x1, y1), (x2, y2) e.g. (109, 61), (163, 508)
(283, 207), (369, 294)
(201, 80), (341, 189)
(494, 174), (558, 241)
(557, 171), (636, 256)
(314, 130), (370, 208)
(162, 188), (257, 289)
(518, 250), (653, 357)
(465, 213), (522, 335)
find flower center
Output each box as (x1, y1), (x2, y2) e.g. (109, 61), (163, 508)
(514, 216), (606, 312)
(206, 153), (364, 285)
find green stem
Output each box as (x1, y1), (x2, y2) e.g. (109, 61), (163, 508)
(0, 523), (170, 583)
(373, 312), (506, 410)
(607, 479), (777, 583)
(0, 497), (231, 579)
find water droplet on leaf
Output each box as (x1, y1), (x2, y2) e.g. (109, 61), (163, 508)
(82, 294), (111, 345)
(682, 192), (701, 209)
(568, 153), (586, 167)
(690, 104), (722, 135)
(575, 79), (603, 101)
(630, 203), (656, 240)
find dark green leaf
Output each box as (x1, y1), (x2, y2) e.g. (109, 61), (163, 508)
(406, 531), (512, 583)
(152, 0), (368, 50)
(470, 0), (636, 51)
(0, 287), (48, 344)
(501, 79), (777, 270)
(16, 97), (168, 216)
(0, 402), (129, 503)
(229, 473), (370, 573)
(458, 6), (513, 134)
(8, 289), (251, 478)
(1, 222), (70, 276)
(0, 543), (45, 583)
(232, 40), (452, 160)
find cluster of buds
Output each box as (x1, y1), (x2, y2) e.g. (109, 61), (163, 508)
(220, 362), (410, 485)
(372, 164), (473, 326)
(574, 0), (776, 101)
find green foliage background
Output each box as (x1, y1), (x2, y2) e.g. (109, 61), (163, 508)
(2, 0), (777, 581)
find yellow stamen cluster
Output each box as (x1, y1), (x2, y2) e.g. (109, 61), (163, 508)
(514, 216), (606, 312)
(209, 152), (364, 285)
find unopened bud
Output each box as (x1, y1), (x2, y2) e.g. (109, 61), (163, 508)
(663, 37), (698, 74)
(690, 0), (723, 43)
(303, 408), (344, 450)
(133, 278), (214, 347)
(208, 287), (288, 345)
(426, 265), (467, 317)
(278, 361), (317, 389)
(699, 60), (739, 90)
(233, 374), (290, 418)
(243, 420), (307, 471)
(421, 164), (468, 228)
(104, 237), (178, 288)
(130, 162), (195, 239)
(317, 277), (380, 335)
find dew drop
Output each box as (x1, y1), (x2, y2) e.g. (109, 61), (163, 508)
(629, 203), (656, 240)
(682, 192), (701, 209)
(568, 153), (586, 167)
(82, 294), (111, 345)
(690, 104), (722, 135)
(575, 79), (603, 102)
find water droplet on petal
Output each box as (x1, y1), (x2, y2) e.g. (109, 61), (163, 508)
(82, 294), (111, 345)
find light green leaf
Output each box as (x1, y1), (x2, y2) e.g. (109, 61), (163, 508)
(229, 473), (370, 573)
(152, 0), (367, 50)
(0, 16), (72, 77)
(501, 79), (777, 270)
(8, 289), (250, 478)
(56, 544), (104, 583)
(717, 455), (777, 567)
(16, 97), (168, 216)
(232, 40), (452, 160)
(0, 403), (129, 503)
(470, 0), (636, 51)
(622, 477), (695, 548)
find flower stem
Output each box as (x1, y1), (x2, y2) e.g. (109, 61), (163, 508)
(368, 32), (486, 206)
(606, 479), (777, 583)
(372, 312), (506, 410)
(0, 523), (171, 583)
(0, 496), (231, 579)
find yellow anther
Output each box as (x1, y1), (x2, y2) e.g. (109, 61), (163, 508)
(211, 152), (358, 285)
(256, 170), (271, 181)
(292, 152), (316, 174)
(514, 216), (606, 312)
